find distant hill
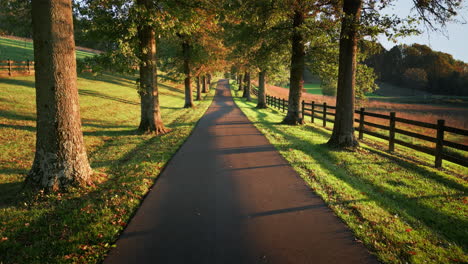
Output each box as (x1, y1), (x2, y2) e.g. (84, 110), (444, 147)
(365, 43), (468, 96)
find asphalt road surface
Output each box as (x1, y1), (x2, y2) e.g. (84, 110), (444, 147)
(104, 79), (379, 264)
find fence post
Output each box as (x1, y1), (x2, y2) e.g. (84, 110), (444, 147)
(311, 101), (315, 123)
(8, 59), (12, 76)
(323, 102), (327, 127)
(435, 119), (445, 168)
(359, 108), (365, 139)
(301, 100), (305, 121)
(389, 112), (396, 151)
(27, 60), (30, 73)
(282, 98), (285, 112)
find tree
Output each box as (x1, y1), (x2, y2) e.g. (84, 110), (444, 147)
(202, 75), (208, 93)
(136, 0), (168, 134)
(403, 68), (428, 92)
(181, 38), (194, 108)
(0, 0), (31, 37)
(223, 0), (290, 109)
(27, 0), (92, 190)
(328, 0), (462, 148)
(237, 72), (243, 90)
(282, 3), (305, 124)
(163, 0), (226, 106)
(327, 0), (362, 148)
(242, 71), (251, 101)
(257, 70), (267, 108)
(195, 75), (202, 100)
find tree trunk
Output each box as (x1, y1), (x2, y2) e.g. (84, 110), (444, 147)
(242, 71), (251, 101)
(182, 40), (193, 108)
(256, 70), (267, 108)
(28, 0), (92, 191)
(196, 75), (202, 101)
(282, 9), (305, 125)
(207, 73), (211, 86)
(242, 72), (248, 94)
(202, 75), (207, 93)
(238, 73), (243, 90)
(137, 0), (168, 134)
(327, 0), (361, 149)
(205, 74), (210, 92)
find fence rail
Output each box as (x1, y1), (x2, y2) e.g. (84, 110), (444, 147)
(0, 60), (35, 76)
(256, 89), (467, 169)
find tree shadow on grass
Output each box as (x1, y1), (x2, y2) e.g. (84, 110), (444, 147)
(0, 181), (27, 209)
(0, 123), (35, 132)
(0, 85), (217, 262)
(0, 78), (35, 88)
(251, 108), (468, 251)
(78, 72), (136, 87)
(0, 109), (35, 122)
(83, 129), (139, 137)
(158, 82), (184, 94)
(0, 128), (185, 263)
(79, 89), (139, 105)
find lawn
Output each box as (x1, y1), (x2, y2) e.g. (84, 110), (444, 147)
(0, 73), (216, 263)
(0, 36), (97, 61)
(230, 80), (467, 264)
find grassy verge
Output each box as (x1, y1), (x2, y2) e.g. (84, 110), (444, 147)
(0, 73), (215, 263)
(231, 80), (467, 264)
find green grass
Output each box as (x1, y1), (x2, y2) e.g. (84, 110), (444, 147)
(0, 73), (215, 263)
(303, 82), (322, 95)
(284, 81), (323, 95)
(0, 36), (96, 61)
(230, 80), (467, 264)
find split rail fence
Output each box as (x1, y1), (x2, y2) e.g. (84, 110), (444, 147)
(251, 88), (467, 169)
(0, 60), (34, 76)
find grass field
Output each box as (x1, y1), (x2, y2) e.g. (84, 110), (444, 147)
(303, 82), (322, 95)
(231, 80), (467, 264)
(0, 36), (97, 61)
(0, 73), (215, 263)
(282, 81), (323, 95)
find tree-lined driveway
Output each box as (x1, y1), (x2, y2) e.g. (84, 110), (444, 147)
(104, 79), (378, 264)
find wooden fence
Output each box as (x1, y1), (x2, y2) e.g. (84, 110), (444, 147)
(252, 88), (467, 169)
(0, 60), (34, 76)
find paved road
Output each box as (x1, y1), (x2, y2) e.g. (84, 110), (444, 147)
(104, 79), (378, 264)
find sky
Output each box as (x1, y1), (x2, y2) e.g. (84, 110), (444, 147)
(377, 0), (468, 63)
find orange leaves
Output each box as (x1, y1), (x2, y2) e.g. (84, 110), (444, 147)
(80, 204), (95, 214)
